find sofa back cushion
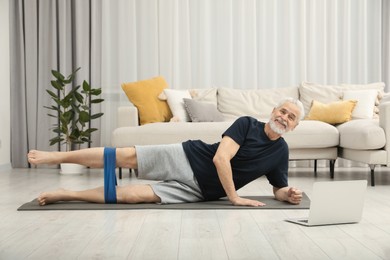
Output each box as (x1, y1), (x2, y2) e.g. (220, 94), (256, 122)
(189, 88), (218, 105)
(299, 82), (342, 115)
(217, 87), (299, 119)
(299, 82), (385, 117)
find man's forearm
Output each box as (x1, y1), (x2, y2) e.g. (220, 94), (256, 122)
(213, 157), (238, 202)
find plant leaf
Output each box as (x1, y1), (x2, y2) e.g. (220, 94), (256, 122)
(74, 91), (84, 103)
(63, 67), (81, 84)
(63, 110), (74, 122)
(85, 128), (98, 134)
(50, 80), (63, 90)
(46, 89), (59, 99)
(51, 70), (65, 81)
(90, 113), (104, 119)
(91, 98), (104, 104)
(44, 105), (60, 112)
(49, 136), (63, 146)
(70, 128), (80, 138)
(82, 80), (91, 92)
(90, 89), (102, 95)
(47, 113), (58, 118)
(79, 111), (90, 123)
(81, 137), (90, 143)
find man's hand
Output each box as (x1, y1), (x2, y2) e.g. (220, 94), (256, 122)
(286, 187), (303, 205)
(230, 196), (266, 207)
(273, 186), (303, 205)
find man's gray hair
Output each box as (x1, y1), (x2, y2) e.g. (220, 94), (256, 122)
(276, 97), (305, 121)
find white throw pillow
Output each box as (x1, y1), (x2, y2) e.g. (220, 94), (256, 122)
(343, 89), (378, 119)
(163, 89), (192, 122)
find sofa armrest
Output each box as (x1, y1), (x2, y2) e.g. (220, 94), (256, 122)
(379, 101), (390, 165)
(117, 106), (139, 127)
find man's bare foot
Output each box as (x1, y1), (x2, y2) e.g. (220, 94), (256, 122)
(38, 189), (73, 205)
(27, 150), (62, 165)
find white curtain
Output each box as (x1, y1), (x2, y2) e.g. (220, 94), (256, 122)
(98, 0), (383, 147)
(10, 0), (103, 167)
(9, 0), (386, 168)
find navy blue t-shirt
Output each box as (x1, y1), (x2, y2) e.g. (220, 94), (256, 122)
(182, 116), (289, 201)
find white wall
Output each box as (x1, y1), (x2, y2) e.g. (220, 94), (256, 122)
(0, 0), (11, 169)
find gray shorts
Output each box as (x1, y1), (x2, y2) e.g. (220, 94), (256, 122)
(135, 144), (204, 204)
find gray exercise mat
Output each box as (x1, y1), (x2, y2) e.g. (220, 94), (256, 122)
(17, 193), (310, 211)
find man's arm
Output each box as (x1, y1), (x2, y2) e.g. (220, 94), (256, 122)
(213, 136), (265, 207)
(273, 186), (303, 205)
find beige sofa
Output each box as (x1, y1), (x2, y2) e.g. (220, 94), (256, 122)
(112, 82), (390, 186)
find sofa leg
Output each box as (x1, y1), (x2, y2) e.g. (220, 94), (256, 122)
(314, 160), (317, 177)
(119, 167), (122, 179)
(329, 160), (335, 179)
(369, 164), (376, 187)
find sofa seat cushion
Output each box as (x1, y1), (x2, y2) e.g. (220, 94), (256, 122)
(283, 120), (339, 149)
(337, 119), (386, 150)
(112, 122), (234, 147)
(112, 120), (339, 150)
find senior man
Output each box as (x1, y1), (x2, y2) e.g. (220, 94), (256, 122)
(28, 97), (304, 207)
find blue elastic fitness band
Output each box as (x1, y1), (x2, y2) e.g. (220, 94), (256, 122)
(104, 147), (117, 204)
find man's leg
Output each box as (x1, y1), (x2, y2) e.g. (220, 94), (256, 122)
(28, 147), (163, 205)
(38, 184), (160, 205)
(27, 147), (137, 169)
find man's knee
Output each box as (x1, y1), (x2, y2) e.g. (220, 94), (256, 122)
(117, 185), (160, 204)
(116, 147), (137, 169)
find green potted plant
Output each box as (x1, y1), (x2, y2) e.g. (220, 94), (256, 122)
(45, 67), (104, 174)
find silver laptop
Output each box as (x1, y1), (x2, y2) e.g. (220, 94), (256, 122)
(285, 180), (367, 226)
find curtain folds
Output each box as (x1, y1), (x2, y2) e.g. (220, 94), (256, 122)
(10, 0), (101, 167)
(10, 0), (387, 167)
(383, 0), (390, 89)
(100, 0), (384, 90)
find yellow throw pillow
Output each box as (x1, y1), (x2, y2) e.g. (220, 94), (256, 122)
(305, 100), (357, 124)
(121, 76), (173, 125)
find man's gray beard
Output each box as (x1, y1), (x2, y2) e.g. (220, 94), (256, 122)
(269, 119), (286, 135)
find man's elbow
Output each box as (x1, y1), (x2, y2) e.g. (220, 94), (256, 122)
(213, 154), (229, 167)
(212, 154), (222, 165)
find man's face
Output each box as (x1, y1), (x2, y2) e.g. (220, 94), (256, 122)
(269, 102), (300, 135)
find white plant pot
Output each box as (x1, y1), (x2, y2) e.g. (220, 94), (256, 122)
(60, 163), (86, 175)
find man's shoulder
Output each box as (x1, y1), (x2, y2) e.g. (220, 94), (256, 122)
(236, 115), (261, 122)
(277, 137), (289, 155)
(235, 116), (265, 127)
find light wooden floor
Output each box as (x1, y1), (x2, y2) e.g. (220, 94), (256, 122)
(1, 166), (390, 259)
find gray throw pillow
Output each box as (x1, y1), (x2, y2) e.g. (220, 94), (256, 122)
(183, 98), (224, 122)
